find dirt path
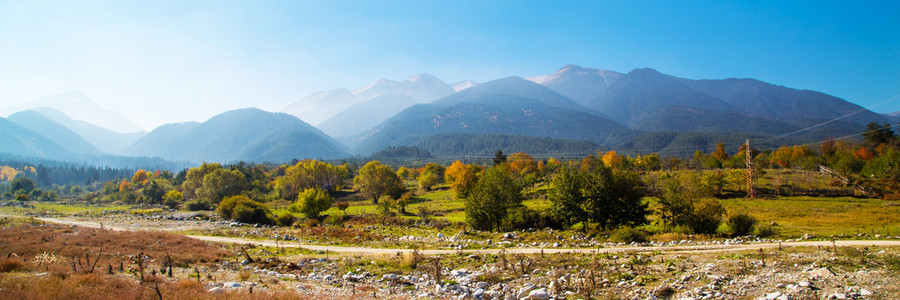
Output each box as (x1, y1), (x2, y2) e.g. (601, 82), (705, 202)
(22, 216), (900, 256)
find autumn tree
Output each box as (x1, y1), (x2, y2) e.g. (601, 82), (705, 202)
(354, 161), (405, 204)
(274, 160), (345, 201)
(444, 160), (482, 198)
(162, 190), (183, 209)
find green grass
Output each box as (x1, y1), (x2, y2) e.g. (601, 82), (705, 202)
(30, 203), (131, 214)
(721, 196), (900, 237)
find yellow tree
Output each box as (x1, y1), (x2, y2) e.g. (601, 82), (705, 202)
(506, 152), (538, 175)
(601, 150), (622, 169)
(132, 169), (151, 186)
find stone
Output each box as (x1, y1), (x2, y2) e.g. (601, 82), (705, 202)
(765, 292), (782, 300)
(812, 267), (836, 277)
(798, 280), (811, 288)
(223, 282), (241, 288)
(383, 273), (398, 281)
(476, 281), (489, 289)
(526, 288), (550, 300)
(207, 287), (224, 294)
(859, 289), (873, 296)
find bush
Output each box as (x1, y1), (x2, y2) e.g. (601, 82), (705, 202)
(288, 187), (333, 220)
(687, 199), (725, 234)
(611, 227), (648, 244)
(275, 213), (297, 227)
(184, 199), (210, 211)
(755, 225), (778, 238)
(324, 214), (344, 226)
(216, 195), (274, 225)
(501, 207), (541, 231)
(727, 213), (757, 236)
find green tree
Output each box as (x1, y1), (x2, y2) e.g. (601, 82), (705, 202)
(862, 122), (895, 146)
(10, 177), (35, 195)
(492, 150), (507, 166)
(196, 169), (247, 205)
(289, 187), (333, 220)
(464, 166), (522, 232)
(580, 161), (648, 230)
(657, 174), (698, 230)
(548, 168), (589, 229)
(181, 163), (222, 201)
(354, 161), (405, 204)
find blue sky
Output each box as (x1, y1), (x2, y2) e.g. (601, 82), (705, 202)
(1, 0), (898, 130)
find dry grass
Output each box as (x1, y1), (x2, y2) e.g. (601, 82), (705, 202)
(0, 223), (231, 273)
(0, 274), (311, 300)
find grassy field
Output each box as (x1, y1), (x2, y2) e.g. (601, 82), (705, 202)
(721, 196), (900, 237)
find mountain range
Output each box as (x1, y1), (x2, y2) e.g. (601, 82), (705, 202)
(0, 65), (894, 168)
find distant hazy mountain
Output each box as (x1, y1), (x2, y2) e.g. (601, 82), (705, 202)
(434, 76), (593, 113)
(351, 77), (634, 155)
(0, 117), (74, 159)
(527, 64), (622, 106)
(281, 89), (362, 125)
(122, 108), (346, 163)
(451, 80), (478, 92)
(282, 74), (454, 126)
(317, 94), (418, 139)
(7, 111), (103, 155)
(26, 108), (146, 154)
(0, 91), (144, 133)
(353, 73), (454, 103)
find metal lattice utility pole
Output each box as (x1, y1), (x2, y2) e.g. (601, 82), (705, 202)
(746, 139), (756, 198)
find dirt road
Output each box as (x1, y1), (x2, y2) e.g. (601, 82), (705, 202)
(24, 216), (900, 256)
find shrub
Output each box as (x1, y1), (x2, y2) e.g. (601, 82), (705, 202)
(275, 213), (297, 227)
(611, 227), (648, 244)
(727, 213), (758, 236)
(217, 195), (274, 225)
(687, 199), (726, 234)
(324, 214), (344, 226)
(501, 207), (541, 231)
(418, 171), (441, 191)
(755, 225), (778, 238)
(0, 259), (27, 273)
(288, 187), (333, 220)
(185, 199), (210, 211)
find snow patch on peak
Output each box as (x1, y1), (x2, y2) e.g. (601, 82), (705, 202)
(526, 75), (551, 84)
(451, 80), (478, 92)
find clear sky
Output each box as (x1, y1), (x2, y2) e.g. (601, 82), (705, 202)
(1, 0), (898, 130)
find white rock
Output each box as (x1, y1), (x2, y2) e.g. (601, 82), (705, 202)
(859, 289), (873, 296)
(207, 287), (224, 294)
(765, 292), (782, 300)
(798, 280), (811, 287)
(526, 288), (550, 300)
